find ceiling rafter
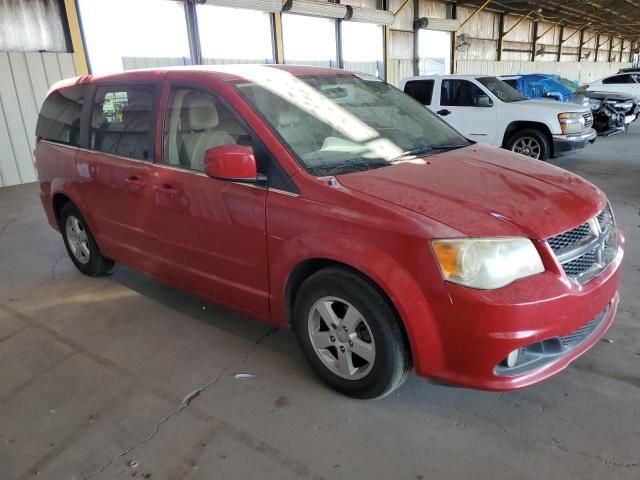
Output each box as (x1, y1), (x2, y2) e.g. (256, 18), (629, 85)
(458, 0), (640, 38)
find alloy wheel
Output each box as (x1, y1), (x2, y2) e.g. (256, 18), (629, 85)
(307, 296), (376, 380)
(512, 137), (542, 159)
(65, 215), (91, 264)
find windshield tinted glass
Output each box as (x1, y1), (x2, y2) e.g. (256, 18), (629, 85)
(234, 69), (469, 175)
(477, 77), (526, 102)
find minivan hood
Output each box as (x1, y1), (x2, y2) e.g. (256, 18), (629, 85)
(337, 144), (606, 239)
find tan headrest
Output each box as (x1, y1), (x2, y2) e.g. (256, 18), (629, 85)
(182, 91), (220, 131)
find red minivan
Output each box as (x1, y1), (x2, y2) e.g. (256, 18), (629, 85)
(35, 66), (624, 399)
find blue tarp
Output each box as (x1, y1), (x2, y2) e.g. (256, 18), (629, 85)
(513, 74), (574, 102)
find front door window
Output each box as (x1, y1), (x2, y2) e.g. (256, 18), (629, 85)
(163, 87), (253, 172)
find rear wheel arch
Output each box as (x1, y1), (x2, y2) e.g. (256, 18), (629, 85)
(52, 193), (73, 227)
(51, 189), (99, 238)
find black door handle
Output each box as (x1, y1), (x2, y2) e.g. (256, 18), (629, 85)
(437, 109), (452, 116)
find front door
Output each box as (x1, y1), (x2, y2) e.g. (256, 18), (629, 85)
(75, 83), (164, 276)
(434, 78), (499, 145)
(152, 84), (270, 316)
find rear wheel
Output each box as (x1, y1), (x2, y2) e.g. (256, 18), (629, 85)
(506, 128), (551, 160)
(293, 268), (410, 399)
(60, 203), (114, 276)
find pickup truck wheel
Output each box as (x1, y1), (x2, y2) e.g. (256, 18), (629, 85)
(293, 267), (410, 399)
(60, 203), (114, 276)
(507, 128), (550, 160)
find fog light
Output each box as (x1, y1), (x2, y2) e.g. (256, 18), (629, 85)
(505, 349), (520, 368)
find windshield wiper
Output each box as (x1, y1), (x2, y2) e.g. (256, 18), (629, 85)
(320, 159), (390, 176)
(390, 143), (469, 162)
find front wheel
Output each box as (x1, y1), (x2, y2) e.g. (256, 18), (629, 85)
(506, 128), (551, 160)
(293, 268), (410, 399)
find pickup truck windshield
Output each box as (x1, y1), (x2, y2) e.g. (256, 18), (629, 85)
(477, 77), (527, 103)
(234, 71), (470, 175)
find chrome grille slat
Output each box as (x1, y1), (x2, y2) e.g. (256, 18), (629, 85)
(547, 222), (592, 252)
(547, 205), (616, 284)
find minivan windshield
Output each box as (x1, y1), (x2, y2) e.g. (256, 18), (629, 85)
(477, 77), (527, 103)
(234, 69), (470, 175)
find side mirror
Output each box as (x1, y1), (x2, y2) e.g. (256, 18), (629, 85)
(475, 95), (493, 107)
(203, 145), (264, 183)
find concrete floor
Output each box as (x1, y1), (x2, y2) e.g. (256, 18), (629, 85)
(1, 125), (639, 480)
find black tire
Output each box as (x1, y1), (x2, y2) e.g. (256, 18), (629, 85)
(506, 128), (551, 161)
(293, 267), (410, 399)
(60, 203), (114, 276)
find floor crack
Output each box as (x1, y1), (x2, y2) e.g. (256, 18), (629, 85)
(50, 254), (68, 279)
(0, 217), (18, 235)
(83, 326), (279, 479)
(547, 439), (640, 469)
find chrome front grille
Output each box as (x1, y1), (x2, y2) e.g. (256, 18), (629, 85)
(547, 205), (617, 284)
(583, 112), (594, 129)
(547, 222), (592, 251)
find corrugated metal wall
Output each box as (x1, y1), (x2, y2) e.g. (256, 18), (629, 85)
(0, 51), (77, 187)
(456, 60), (632, 84)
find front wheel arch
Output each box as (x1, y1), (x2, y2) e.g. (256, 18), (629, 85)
(293, 266), (411, 398)
(285, 259), (411, 363)
(502, 121), (554, 159)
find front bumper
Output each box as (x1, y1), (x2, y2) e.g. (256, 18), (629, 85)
(414, 229), (624, 391)
(552, 128), (597, 156)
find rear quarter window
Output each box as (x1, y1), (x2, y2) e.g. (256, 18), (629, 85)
(36, 85), (87, 146)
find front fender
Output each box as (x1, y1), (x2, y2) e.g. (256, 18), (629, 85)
(268, 232), (446, 375)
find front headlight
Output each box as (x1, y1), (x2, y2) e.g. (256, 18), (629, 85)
(431, 238), (545, 289)
(588, 99), (602, 110)
(616, 101), (633, 111)
(558, 112), (585, 134)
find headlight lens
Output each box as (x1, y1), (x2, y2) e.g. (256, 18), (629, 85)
(432, 238), (545, 289)
(588, 99), (602, 110)
(558, 112), (585, 134)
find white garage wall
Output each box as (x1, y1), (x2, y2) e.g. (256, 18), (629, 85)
(456, 60), (632, 84)
(0, 51), (77, 187)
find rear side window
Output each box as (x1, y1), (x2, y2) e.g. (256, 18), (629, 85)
(602, 75), (634, 85)
(403, 80), (434, 105)
(90, 85), (156, 161)
(36, 85), (87, 146)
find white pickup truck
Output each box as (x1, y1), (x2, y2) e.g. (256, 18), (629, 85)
(399, 75), (597, 160)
